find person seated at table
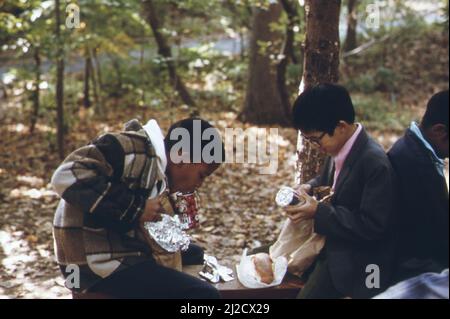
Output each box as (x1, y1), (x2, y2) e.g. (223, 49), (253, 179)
(388, 90), (449, 284)
(287, 83), (397, 299)
(51, 118), (224, 298)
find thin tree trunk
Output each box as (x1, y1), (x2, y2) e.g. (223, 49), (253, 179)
(140, 44), (146, 103)
(88, 47), (102, 115)
(30, 47), (41, 134)
(239, 30), (246, 60)
(83, 49), (92, 109)
(239, 3), (289, 125)
(107, 54), (122, 96)
(93, 48), (103, 91)
(1, 81), (7, 99)
(296, 0), (341, 184)
(55, 0), (65, 159)
(141, 0), (197, 113)
(276, 0), (301, 123)
(279, 0), (300, 64)
(344, 0), (358, 52)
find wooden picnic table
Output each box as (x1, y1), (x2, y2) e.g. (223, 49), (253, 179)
(72, 265), (304, 299)
(183, 265), (304, 299)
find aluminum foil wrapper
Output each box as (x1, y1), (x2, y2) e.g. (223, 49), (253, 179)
(199, 255), (234, 283)
(144, 214), (190, 253)
(275, 186), (305, 207)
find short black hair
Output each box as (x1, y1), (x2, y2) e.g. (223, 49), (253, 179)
(421, 90), (449, 129)
(164, 118), (225, 164)
(292, 83), (355, 135)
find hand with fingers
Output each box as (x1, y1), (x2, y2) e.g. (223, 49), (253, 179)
(294, 184), (313, 196)
(139, 195), (164, 225)
(138, 195), (165, 244)
(284, 187), (318, 224)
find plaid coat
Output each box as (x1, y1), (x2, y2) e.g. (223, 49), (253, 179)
(51, 119), (166, 292)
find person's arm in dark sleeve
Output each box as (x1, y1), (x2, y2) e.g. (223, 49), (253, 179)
(314, 162), (396, 242)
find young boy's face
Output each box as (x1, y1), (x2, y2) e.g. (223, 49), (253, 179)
(168, 163), (219, 193)
(302, 122), (354, 157)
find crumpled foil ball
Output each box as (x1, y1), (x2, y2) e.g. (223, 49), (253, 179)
(199, 255), (234, 283)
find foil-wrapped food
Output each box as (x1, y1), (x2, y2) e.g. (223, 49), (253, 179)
(144, 214), (190, 253)
(275, 185), (334, 207)
(275, 186), (305, 207)
(199, 255), (234, 283)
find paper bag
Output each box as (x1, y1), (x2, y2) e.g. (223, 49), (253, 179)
(269, 218), (325, 277)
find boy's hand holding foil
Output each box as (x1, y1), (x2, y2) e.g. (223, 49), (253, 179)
(139, 196), (164, 224)
(284, 189), (319, 224)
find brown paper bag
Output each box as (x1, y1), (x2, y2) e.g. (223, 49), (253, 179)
(269, 186), (332, 277)
(269, 218), (325, 277)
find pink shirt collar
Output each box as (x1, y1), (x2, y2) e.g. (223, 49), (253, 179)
(332, 123), (362, 190)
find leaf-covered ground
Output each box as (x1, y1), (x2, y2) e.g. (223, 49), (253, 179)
(4, 99), (444, 299)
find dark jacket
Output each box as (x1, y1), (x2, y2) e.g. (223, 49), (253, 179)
(309, 128), (397, 298)
(388, 128), (449, 283)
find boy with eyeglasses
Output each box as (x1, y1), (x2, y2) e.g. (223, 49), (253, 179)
(287, 83), (397, 299)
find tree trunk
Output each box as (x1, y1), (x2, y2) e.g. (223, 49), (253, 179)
(141, 0), (197, 113)
(279, 0), (300, 64)
(55, 0), (65, 159)
(296, 0), (341, 184)
(107, 54), (122, 96)
(276, 0), (301, 125)
(30, 47), (41, 134)
(140, 44), (146, 103)
(239, 2), (289, 126)
(344, 0), (358, 52)
(88, 47), (102, 115)
(239, 30), (246, 60)
(93, 48), (103, 91)
(1, 81), (7, 99)
(83, 50), (92, 109)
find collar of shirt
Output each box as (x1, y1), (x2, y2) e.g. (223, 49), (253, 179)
(410, 121), (445, 177)
(332, 123), (363, 190)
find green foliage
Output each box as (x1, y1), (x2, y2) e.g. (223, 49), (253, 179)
(345, 67), (397, 94)
(0, 0), (447, 134)
(286, 63), (302, 86)
(374, 66), (397, 91)
(353, 93), (417, 131)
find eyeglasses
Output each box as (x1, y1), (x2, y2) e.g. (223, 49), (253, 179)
(301, 132), (327, 147)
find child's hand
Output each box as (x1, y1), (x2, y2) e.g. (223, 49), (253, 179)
(284, 192), (318, 224)
(294, 184), (312, 196)
(139, 196), (163, 224)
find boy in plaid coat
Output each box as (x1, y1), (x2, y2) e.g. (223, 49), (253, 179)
(51, 118), (224, 298)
